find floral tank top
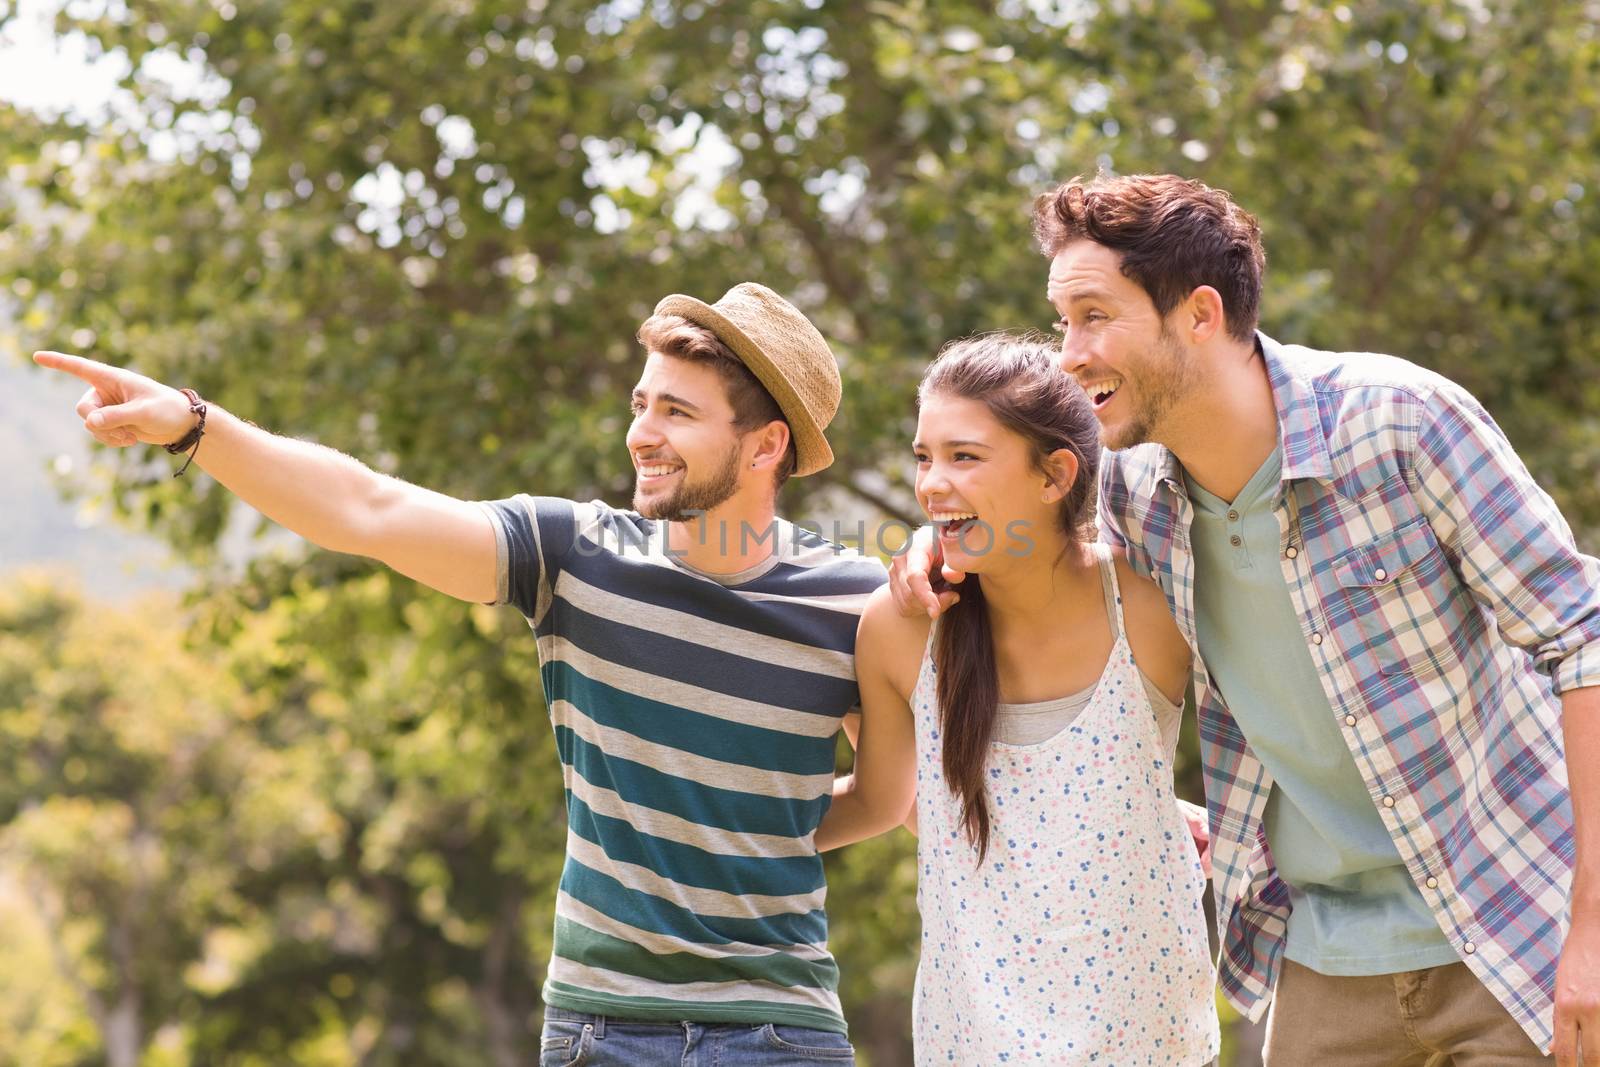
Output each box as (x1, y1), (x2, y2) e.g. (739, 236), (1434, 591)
(912, 546), (1220, 1065)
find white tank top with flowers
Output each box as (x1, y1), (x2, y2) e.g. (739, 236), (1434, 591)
(911, 545), (1219, 1065)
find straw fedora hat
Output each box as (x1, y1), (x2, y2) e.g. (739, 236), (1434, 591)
(651, 283), (841, 477)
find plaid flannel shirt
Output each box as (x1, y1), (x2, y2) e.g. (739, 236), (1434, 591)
(1098, 333), (1600, 1051)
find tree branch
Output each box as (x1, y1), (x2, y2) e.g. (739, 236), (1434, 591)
(1360, 70), (1505, 316)
(20, 873), (108, 1029)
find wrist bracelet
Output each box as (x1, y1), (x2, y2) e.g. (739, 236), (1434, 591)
(164, 388), (208, 477)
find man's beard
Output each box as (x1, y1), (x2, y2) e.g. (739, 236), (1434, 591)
(1101, 323), (1195, 451)
(633, 445), (742, 521)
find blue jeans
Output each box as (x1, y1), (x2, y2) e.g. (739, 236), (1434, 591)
(539, 1007), (855, 1066)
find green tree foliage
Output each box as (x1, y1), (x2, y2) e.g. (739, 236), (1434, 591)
(2, 1), (1596, 1063)
(1, 575), (565, 1066)
(0, 577), (239, 1067)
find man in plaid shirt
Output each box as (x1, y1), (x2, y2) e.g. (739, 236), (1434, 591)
(897, 173), (1600, 1065)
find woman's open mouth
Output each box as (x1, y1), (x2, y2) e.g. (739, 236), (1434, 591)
(930, 510), (980, 540)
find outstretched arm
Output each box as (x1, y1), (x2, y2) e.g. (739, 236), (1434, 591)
(34, 350), (498, 603)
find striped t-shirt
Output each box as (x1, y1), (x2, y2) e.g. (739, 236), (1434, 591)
(479, 496), (886, 1033)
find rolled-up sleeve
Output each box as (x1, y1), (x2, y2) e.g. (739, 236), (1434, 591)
(1413, 382), (1600, 695)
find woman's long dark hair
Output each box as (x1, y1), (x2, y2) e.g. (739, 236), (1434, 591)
(920, 334), (1101, 863)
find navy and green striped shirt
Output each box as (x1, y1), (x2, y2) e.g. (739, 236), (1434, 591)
(479, 496), (885, 1032)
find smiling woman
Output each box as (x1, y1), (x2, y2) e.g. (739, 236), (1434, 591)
(913, 334), (1104, 852)
(819, 332), (1216, 1066)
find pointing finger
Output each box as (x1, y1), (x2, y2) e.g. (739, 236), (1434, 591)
(34, 350), (125, 389)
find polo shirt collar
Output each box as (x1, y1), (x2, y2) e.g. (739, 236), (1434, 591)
(1141, 331), (1331, 500)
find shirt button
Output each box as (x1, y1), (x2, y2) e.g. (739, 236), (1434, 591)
(1382, 795), (1396, 808)
(1285, 545), (1299, 559)
(1344, 714), (1357, 727)
(1311, 632), (1324, 645)
(1228, 509), (1240, 521)
(1463, 941), (1476, 955)
(1229, 535), (1243, 547)
(1425, 876), (1439, 889)
(1374, 567), (1388, 581)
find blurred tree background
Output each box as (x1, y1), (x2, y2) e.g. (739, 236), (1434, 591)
(2, 0), (1596, 1063)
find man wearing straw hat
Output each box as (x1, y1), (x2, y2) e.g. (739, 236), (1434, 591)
(35, 282), (886, 1065)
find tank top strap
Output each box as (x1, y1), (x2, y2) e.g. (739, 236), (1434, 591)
(1094, 542), (1128, 642)
(913, 615), (941, 700)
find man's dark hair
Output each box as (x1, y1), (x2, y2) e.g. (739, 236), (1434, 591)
(1032, 173), (1266, 343)
(636, 314), (796, 489)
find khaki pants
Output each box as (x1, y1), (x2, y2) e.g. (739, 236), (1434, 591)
(1263, 959), (1552, 1066)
